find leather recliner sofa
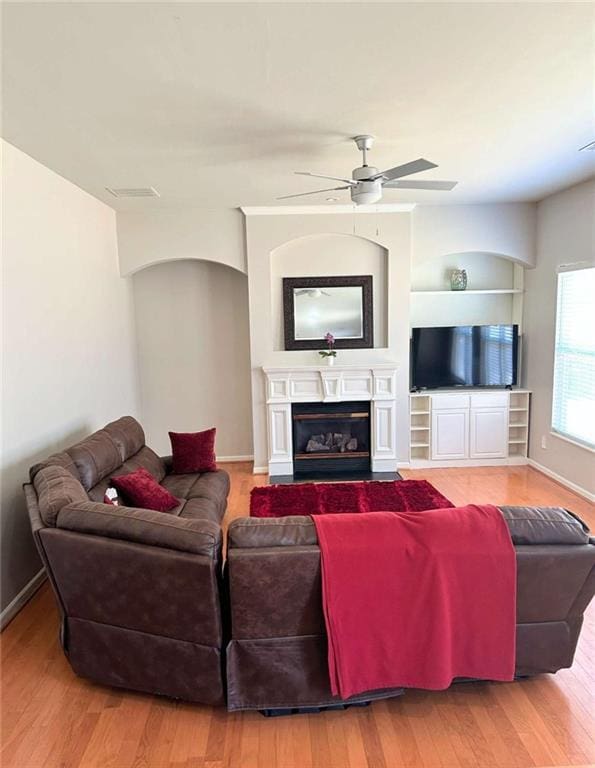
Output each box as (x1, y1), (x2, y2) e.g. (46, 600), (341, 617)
(24, 416), (230, 705)
(225, 508), (595, 711)
(25, 422), (595, 711)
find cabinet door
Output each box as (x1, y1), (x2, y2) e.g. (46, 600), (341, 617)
(431, 409), (469, 460)
(470, 408), (508, 459)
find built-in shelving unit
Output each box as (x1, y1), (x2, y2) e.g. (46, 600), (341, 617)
(409, 390), (531, 467)
(410, 394), (431, 461)
(508, 390), (530, 458)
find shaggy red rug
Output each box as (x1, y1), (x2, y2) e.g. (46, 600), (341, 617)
(250, 480), (453, 518)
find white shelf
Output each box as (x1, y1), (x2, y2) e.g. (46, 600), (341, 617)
(411, 410), (430, 416)
(411, 442), (430, 448)
(509, 423), (528, 428)
(411, 289), (524, 296)
(411, 426), (430, 431)
(510, 407), (528, 412)
(508, 439), (528, 445)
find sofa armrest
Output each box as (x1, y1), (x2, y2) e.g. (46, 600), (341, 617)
(57, 501), (221, 557)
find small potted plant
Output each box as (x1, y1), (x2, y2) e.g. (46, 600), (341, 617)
(319, 332), (337, 365)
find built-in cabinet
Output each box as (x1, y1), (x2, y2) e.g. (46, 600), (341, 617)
(410, 390), (530, 467)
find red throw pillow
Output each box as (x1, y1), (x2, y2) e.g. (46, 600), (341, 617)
(111, 467), (179, 512)
(169, 428), (217, 474)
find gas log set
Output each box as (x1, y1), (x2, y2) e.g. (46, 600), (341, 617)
(305, 433), (359, 454)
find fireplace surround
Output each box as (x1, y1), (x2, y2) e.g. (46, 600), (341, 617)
(263, 364), (398, 476)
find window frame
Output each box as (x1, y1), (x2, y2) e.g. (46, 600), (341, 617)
(550, 264), (595, 453)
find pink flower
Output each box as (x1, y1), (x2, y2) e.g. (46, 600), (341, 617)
(324, 332), (335, 348)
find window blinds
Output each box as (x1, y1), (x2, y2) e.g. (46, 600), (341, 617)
(551, 266), (595, 450)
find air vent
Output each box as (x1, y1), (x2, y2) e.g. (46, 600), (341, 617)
(105, 186), (160, 198)
(579, 140), (595, 151)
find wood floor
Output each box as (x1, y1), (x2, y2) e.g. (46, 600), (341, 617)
(2, 464), (594, 768)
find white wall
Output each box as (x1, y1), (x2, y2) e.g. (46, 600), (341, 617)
(117, 208), (246, 276)
(412, 203), (536, 267)
(132, 260), (253, 458)
(1, 140), (140, 615)
(245, 213), (411, 470)
(523, 179), (595, 497)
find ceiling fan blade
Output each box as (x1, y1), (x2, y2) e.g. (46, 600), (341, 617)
(383, 179), (458, 191)
(295, 171), (356, 186)
(276, 185), (351, 201)
(371, 158), (438, 182)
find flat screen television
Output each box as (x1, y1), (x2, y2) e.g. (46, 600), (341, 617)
(411, 324), (519, 389)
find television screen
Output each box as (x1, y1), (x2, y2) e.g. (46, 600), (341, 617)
(411, 325), (518, 389)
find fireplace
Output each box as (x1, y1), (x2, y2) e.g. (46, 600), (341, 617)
(292, 401), (371, 476)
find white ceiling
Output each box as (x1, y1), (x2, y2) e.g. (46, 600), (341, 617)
(2, 2), (594, 210)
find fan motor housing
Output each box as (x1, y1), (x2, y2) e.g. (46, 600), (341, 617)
(351, 179), (383, 205)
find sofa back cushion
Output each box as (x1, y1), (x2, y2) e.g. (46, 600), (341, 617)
(120, 445), (166, 482)
(33, 465), (88, 526)
(498, 506), (590, 545)
(104, 416), (145, 463)
(67, 429), (122, 491)
(29, 451), (79, 482)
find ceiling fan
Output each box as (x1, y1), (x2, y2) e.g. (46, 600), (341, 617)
(278, 135), (457, 205)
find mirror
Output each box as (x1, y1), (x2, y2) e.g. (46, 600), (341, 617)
(283, 276), (373, 350)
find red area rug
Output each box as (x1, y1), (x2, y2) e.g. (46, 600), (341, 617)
(250, 480), (453, 518)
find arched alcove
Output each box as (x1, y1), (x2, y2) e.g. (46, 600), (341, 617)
(131, 259), (253, 457)
(410, 251), (525, 329)
(269, 233), (389, 350)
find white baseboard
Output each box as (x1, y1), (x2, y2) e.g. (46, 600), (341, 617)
(528, 459), (595, 503)
(0, 569), (46, 631)
(217, 455), (253, 463)
(253, 466), (268, 475)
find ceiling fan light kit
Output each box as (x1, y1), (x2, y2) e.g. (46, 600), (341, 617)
(279, 135), (458, 205)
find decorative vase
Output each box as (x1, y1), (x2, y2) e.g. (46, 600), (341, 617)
(450, 269), (468, 291)
(327, 355), (335, 366)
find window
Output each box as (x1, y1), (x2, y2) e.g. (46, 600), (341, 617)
(551, 266), (595, 450)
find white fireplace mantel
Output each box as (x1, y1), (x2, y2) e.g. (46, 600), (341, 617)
(263, 364), (398, 476)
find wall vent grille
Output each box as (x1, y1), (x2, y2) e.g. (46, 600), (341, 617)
(105, 186), (160, 198)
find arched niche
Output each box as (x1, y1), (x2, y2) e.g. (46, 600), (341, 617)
(126, 254), (247, 278)
(131, 258), (252, 457)
(411, 251), (523, 292)
(411, 251), (525, 329)
(269, 233), (389, 351)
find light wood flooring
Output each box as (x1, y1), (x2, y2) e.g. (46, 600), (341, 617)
(1, 464), (594, 768)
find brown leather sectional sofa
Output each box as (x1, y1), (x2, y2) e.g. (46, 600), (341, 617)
(24, 417), (595, 711)
(24, 416), (229, 704)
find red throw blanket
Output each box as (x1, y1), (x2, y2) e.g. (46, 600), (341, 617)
(313, 505), (516, 699)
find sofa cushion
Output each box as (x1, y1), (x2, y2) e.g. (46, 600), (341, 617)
(499, 506), (590, 545)
(29, 451), (79, 482)
(169, 428), (217, 474)
(67, 429), (122, 491)
(179, 497), (224, 525)
(33, 465), (88, 526)
(104, 416), (145, 462)
(111, 468), (179, 513)
(121, 446), (166, 483)
(162, 469), (230, 504)
(57, 501), (221, 556)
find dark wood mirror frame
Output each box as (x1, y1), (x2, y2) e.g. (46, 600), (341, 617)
(283, 275), (374, 350)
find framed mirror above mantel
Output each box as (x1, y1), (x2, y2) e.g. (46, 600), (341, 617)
(283, 275), (374, 350)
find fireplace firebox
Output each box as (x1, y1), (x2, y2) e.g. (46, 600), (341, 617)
(292, 401), (371, 476)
